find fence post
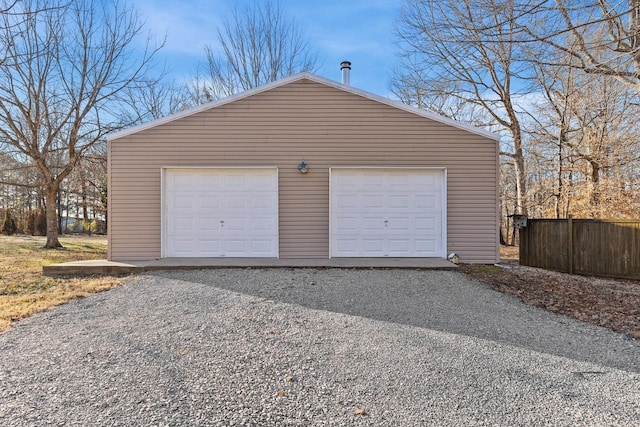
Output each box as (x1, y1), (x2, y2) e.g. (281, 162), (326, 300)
(567, 215), (573, 275)
(519, 226), (525, 265)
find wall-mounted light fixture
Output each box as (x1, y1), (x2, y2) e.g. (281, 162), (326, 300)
(297, 160), (309, 174)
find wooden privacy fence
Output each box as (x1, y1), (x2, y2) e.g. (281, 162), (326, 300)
(519, 217), (640, 280)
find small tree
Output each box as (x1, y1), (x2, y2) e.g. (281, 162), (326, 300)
(82, 218), (98, 236)
(2, 208), (17, 235)
(24, 211), (35, 235)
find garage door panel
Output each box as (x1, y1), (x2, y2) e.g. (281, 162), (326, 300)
(165, 168), (278, 257)
(251, 217), (276, 232)
(249, 174), (276, 190)
(361, 238), (385, 255)
(200, 174), (221, 186)
(387, 217), (411, 231)
(200, 238), (221, 253)
(224, 239), (248, 253)
(415, 194), (437, 208)
(416, 239), (437, 252)
(225, 195), (247, 209)
(170, 175), (196, 191)
(363, 195), (384, 209)
(199, 195), (220, 209)
(198, 219), (218, 231)
(389, 195), (411, 208)
(331, 169), (444, 258)
(170, 237), (201, 255)
(220, 217), (246, 231)
(252, 195), (275, 209)
(362, 217), (385, 232)
(335, 216), (359, 232)
(169, 216), (196, 231)
(388, 239), (410, 254)
(335, 194), (359, 209)
(335, 238), (359, 255)
(225, 175), (247, 189)
(171, 194), (196, 209)
(415, 217), (437, 231)
(250, 239), (278, 255)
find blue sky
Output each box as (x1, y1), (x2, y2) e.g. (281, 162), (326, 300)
(135, 0), (400, 96)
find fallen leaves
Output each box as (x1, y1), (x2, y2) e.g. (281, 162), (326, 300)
(461, 252), (640, 339)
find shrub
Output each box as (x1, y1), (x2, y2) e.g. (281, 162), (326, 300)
(34, 209), (47, 236)
(83, 219), (95, 235)
(2, 209), (17, 235)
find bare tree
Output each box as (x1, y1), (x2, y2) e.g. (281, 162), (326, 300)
(195, 0), (319, 102)
(518, 1), (640, 95)
(523, 49), (584, 218)
(525, 49), (640, 218)
(393, 0), (530, 214)
(0, 0), (162, 248)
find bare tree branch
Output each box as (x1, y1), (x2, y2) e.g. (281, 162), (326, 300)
(393, 0), (530, 214)
(191, 0), (319, 102)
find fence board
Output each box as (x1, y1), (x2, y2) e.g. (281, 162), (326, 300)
(519, 219), (640, 280)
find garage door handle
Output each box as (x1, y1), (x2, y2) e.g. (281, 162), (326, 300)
(220, 220), (224, 228)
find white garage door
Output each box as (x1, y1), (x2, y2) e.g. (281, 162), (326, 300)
(330, 168), (445, 257)
(164, 168), (278, 257)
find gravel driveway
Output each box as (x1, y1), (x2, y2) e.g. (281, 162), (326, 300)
(1, 269), (638, 426)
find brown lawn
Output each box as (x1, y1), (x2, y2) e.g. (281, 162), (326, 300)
(0, 235), (124, 333)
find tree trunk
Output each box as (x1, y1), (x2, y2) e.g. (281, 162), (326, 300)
(590, 160), (600, 205)
(508, 117), (528, 216)
(57, 187), (63, 235)
(513, 152), (528, 215)
(556, 131), (565, 219)
(81, 179), (89, 234)
(44, 185), (62, 249)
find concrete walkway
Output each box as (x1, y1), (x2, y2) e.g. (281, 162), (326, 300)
(43, 257), (458, 276)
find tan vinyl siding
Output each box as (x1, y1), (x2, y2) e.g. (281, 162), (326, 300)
(109, 78), (499, 263)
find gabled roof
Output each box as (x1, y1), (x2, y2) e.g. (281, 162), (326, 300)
(107, 72), (500, 141)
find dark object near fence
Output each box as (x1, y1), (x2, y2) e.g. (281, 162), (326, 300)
(519, 216), (640, 280)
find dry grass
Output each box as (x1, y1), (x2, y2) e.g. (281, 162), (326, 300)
(0, 234), (124, 333)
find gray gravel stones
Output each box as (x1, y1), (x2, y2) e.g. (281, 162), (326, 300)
(1, 269), (639, 426)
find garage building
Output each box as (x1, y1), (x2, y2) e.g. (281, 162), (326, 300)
(107, 73), (500, 263)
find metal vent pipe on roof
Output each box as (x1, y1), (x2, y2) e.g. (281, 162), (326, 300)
(340, 61), (351, 85)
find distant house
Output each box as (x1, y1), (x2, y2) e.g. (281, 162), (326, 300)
(107, 73), (499, 263)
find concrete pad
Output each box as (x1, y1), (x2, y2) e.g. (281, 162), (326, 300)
(43, 260), (140, 276)
(43, 257), (458, 276)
